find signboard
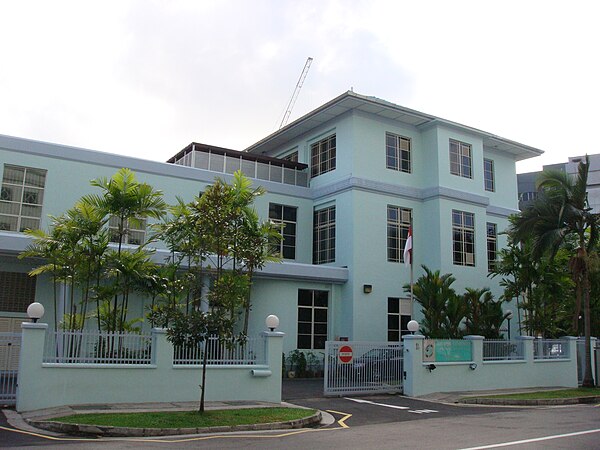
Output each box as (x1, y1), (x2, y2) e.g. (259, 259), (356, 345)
(423, 339), (435, 362)
(338, 345), (353, 364)
(422, 339), (472, 362)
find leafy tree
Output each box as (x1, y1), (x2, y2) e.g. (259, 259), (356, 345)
(442, 294), (466, 338)
(511, 157), (598, 387)
(463, 288), (509, 338)
(490, 227), (573, 337)
(405, 266), (457, 338)
(81, 168), (166, 332)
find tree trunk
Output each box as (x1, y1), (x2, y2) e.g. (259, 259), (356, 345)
(572, 282), (582, 334)
(582, 271), (595, 387)
(199, 338), (208, 413)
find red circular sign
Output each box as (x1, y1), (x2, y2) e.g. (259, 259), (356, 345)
(339, 345), (353, 364)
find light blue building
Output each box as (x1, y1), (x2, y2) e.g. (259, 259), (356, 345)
(0, 91), (543, 354)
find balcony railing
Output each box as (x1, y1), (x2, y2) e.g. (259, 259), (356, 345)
(169, 145), (309, 187)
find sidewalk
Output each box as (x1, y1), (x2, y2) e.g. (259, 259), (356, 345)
(417, 386), (600, 405)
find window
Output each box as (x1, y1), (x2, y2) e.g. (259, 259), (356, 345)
(487, 222), (497, 272)
(449, 140), (472, 178)
(310, 134), (336, 178)
(452, 210), (475, 266)
(0, 271), (37, 312)
(269, 203), (297, 260)
(387, 205), (412, 262)
(313, 206), (335, 264)
(388, 297), (411, 341)
(386, 133), (411, 173)
(519, 191), (538, 202)
(484, 159), (495, 192)
(297, 289), (328, 349)
(108, 217), (147, 246)
(283, 151), (298, 163)
(0, 165), (47, 232)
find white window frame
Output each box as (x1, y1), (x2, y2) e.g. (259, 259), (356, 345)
(387, 205), (412, 263)
(0, 164), (47, 232)
(487, 222), (497, 272)
(313, 205), (335, 264)
(387, 297), (412, 341)
(386, 133), (412, 173)
(484, 158), (495, 192)
(108, 217), (147, 246)
(452, 210), (475, 266)
(269, 203), (297, 260)
(450, 139), (472, 179)
(310, 134), (336, 178)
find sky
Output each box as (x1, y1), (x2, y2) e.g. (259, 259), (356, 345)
(1, 0), (599, 173)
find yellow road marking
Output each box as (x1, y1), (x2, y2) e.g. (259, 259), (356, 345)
(0, 410), (353, 444)
(326, 409), (352, 428)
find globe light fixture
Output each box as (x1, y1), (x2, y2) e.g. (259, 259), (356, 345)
(27, 302), (45, 323)
(265, 314), (280, 332)
(407, 320), (419, 335)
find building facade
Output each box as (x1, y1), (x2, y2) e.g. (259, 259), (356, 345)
(0, 91), (542, 353)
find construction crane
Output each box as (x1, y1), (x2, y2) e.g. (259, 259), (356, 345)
(279, 57), (313, 129)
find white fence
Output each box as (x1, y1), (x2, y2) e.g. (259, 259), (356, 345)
(483, 339), (524, 361)
(0, 332), (21, 405)
(534, 339), (570, 359)
(43, 330), (153, 364)
(173, 336), (266, 365)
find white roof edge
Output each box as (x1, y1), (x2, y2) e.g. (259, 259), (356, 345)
(244, 91), (544, 161)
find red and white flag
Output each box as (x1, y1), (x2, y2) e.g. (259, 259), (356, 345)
(403, 227), (412, 267)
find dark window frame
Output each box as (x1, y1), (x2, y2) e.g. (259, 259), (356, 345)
(297, 289), (328, 349)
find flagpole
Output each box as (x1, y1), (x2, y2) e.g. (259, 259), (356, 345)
(410, 228), (414, 319)
(403, 225), (414, 320)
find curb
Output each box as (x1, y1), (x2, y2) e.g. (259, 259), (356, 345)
(26, 411), (322, 437)
(458, 396), (600, 406)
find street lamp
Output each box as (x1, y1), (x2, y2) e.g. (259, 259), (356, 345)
(504, 310), (514, 340)
(265, 315), (280, 332)
(407, 320), (419, 335)
(27, 302), (45, 323)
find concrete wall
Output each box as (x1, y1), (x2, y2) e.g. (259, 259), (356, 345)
(16, 322), (285, 412)
(403, 335), (582, 397)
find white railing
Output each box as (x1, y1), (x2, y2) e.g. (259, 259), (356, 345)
(0, 332), (21, 405)
(533, 339), (570, 360)
(43, 330), (152, 364)
(173, 335), (266, 366)
(173, 150), (310, 187)
(483, 340), (524, 361)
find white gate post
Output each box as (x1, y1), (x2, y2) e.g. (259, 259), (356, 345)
(261, 330), (285, 403)
(16, 322), (48, 412)
(402, 334), (424, 397)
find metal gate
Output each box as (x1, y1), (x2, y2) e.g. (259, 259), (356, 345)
(0, 332), (21, 406)
(324, 341), (403, 396)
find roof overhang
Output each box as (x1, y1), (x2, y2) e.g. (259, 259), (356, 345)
(245, 91), (544, 162)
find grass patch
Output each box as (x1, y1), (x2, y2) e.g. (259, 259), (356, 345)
(478, 388), (600, 400)
(53, 407), (316, 429)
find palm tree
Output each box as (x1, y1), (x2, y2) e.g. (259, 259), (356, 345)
(511, 156), (598, 387)
(404, 266), (457, 338)
(82, 168), (166, 332)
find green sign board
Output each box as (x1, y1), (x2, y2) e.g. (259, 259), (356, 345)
(434, 340), (472, 362)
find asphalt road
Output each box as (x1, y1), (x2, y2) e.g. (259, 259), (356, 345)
(1, 380), (599, 449)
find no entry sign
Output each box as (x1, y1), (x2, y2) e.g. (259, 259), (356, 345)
(338, 345), (353, 364)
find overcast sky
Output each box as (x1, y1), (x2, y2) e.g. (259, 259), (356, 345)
(1, 0), (598, 173)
